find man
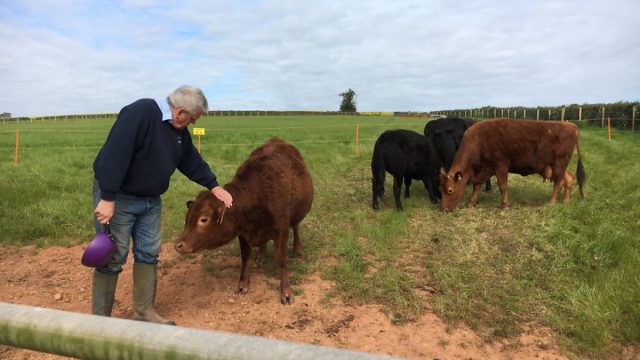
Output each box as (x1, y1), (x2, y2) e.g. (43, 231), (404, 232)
(92, 85), (232, 325)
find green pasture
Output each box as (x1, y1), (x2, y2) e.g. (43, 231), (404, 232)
(0, 116), (638, 358)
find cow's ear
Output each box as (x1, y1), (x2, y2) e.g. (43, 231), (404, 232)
(439, 167), (446, 176)
(216, 207), (226, 224)
(186, 200), (194, 209)
(454, 171), (463, 182)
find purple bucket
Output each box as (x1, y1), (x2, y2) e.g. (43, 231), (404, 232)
(81, 224), (116, 268)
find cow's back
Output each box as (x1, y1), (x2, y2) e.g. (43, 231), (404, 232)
(374, 129), (437, 178)
(230, 137), (313, 225)
(460, 119), (579, 176)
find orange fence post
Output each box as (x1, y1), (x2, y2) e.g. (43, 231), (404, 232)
(14, 128), (19, 165)
(193, 128), (205, 153)
(608, 117), (611, 141)
(355, 124), (359, 158)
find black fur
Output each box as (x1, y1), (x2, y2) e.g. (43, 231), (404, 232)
(371, 129), (441, 210)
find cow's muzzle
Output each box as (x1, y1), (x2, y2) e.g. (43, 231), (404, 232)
(173, 241), (191, 254)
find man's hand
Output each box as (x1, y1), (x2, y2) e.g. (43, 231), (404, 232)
(211, 186), (233, 208)
(94, 200), (115, 224)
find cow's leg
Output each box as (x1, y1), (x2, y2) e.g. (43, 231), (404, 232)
(275, 229), (293, 305)
(404, 177), (412, 198)
(422, 178), (439, 204)
(392, 175), (403, 211)
(466, 183), (482, 207)
(254, 243), (267, 267)
(292, 224), (302, 257)
(496, 171), (510, 208)
(548, 168), (566, 204)
(562, 170), (574, 203)
(371, 177), (379, 210)
(484, 178), (492, 192)
(237, 236), (251, 294)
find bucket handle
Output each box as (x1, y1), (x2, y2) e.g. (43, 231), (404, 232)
(103, 223), (114, 242)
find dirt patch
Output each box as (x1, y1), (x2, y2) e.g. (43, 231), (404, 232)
(0, 243), (569, 359)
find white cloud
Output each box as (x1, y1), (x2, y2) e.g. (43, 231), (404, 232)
(1, 0), (638, 117)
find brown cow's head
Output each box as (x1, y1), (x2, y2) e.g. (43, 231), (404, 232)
(174, 191), (236, 254)
(439, 167), (465, 212)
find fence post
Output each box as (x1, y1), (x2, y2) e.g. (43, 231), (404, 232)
(355, 124), (360, 158)
(14, 128), (19, 166)
(536, 108), (540, 121)
(579, 107), (582, 122)
(561, 107), (565, 122)
(632, 106), (636, 132)
(601, 106), (605, 127)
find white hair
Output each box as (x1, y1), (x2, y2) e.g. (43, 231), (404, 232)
(167, 85), (209, 114)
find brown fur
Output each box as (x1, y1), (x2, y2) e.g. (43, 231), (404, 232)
(174, 137), (314, 304)
(439, 119), (585, 212)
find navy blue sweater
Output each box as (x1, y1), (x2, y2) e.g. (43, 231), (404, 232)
(93, 98), (218, 201)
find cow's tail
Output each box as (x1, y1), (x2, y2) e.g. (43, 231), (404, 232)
(371, 140), (386, 198)
(576, 139), (586, 199)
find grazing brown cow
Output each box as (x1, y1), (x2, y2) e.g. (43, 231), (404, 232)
(440, 119), (585, 212)
(174, 137), (314, 304)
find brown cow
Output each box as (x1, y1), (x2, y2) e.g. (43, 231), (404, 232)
(174, 137), (314, 304)
(439, 119), (585, 212)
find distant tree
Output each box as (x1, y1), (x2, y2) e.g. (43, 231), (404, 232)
(0, 112), (11, 119)
(339, 89), (357, 112)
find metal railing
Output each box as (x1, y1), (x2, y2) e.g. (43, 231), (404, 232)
(0, 302), (403, 360)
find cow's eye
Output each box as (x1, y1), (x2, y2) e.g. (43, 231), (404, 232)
(199, 217), (209, 224)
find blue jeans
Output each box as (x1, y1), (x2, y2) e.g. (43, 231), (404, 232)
(93, 179), (162, 275)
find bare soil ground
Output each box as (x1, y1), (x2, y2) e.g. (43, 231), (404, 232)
(0, 243), (570, 359)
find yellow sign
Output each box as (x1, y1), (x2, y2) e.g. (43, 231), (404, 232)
(193, 128), (205, 135)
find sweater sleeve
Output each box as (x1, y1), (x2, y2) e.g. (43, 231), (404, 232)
(177, 130), (220, 189)
(94, 104), (144, 200)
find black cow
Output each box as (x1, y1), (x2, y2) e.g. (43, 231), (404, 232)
(371, 129), (441, 210)
(424, 117), (492, 191)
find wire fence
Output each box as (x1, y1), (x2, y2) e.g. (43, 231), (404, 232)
(0, 110), (405, 123)
(0, 115), (634, 164)
(434, 104), (638, 132)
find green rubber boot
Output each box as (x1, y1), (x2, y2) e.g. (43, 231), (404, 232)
(92, 270), (118, 316)
(133, 263), (176, 326)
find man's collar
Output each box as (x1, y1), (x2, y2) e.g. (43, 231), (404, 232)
(155, 98), (172, 122)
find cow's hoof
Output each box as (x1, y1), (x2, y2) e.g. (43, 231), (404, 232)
(254, 257), (265, 268)
(280, 294), (294, 305)
(237, 286), (249, 294)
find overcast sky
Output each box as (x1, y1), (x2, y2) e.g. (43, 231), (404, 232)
(1, 0), (638, 117)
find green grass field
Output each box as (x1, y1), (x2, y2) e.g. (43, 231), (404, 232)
(0, 115), (638, 358)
